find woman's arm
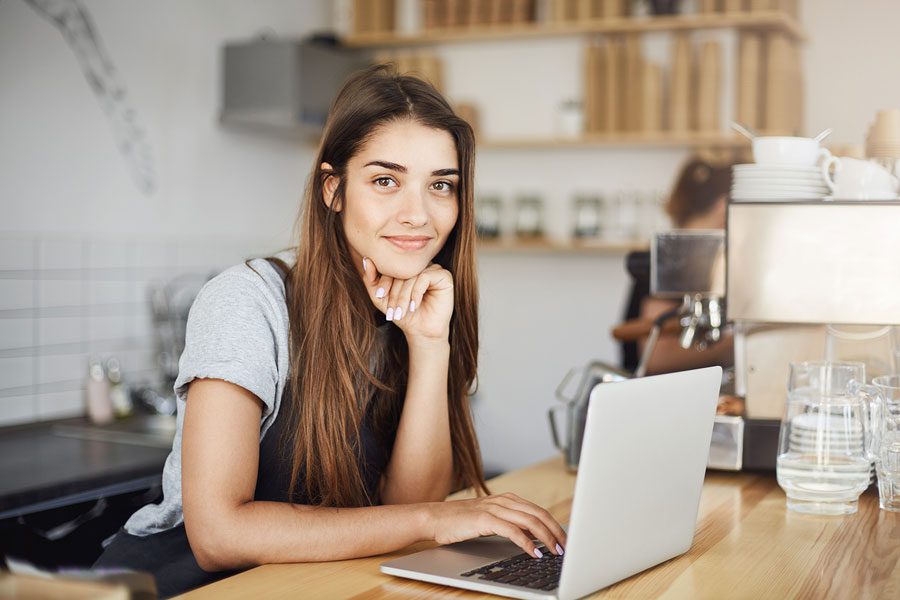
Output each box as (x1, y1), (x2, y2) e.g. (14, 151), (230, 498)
(360, 259), (458, 504)
(379, 338), (454, 504)
(182, 378), (566, 572)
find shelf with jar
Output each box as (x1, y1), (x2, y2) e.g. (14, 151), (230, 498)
(474, 189), (664, 254)
(342, 1), (804, 47)
(347, 0), (806, 150)
(477, 237), (648, 253)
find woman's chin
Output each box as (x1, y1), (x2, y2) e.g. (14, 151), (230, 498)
(375, 257), (432, 280)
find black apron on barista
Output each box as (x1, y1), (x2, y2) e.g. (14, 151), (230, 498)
(94, 262), (394, 598)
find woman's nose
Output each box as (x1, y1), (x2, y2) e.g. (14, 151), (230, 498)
(396, 187), (428, 227)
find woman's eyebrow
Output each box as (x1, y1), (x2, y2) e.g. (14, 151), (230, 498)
(363, 161), (459, 177)
(364, 160), (406, 172)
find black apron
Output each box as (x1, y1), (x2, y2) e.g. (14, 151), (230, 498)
(95, 261), (394, 598)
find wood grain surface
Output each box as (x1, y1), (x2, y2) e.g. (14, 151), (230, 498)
(178, 457), (900, 599)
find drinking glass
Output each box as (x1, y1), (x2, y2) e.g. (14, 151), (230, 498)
(825, 324), (894, 381)
(776, 361), (874, 515)
(867, 375), (900, 512)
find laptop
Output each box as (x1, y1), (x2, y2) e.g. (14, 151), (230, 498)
(381, 366), (722, 600)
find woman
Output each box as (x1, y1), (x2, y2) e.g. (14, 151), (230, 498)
(622, 157), (735, 376)
(94, 65), (565, 597)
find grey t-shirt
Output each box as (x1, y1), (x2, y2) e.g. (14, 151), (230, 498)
(125, 258), (290, 536)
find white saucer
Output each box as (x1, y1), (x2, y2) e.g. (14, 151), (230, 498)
(732, 183), (829, 192)
(734, 164), (822, 174)
(731, 193), (826, 200)
(734, 172), (826, 182)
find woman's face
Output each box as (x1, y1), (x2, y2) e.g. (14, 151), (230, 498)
(323, 119), (460, 280)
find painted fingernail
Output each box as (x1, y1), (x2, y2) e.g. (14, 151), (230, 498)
(555, 544), (564, 556)
(409, 300), (416, 313)
(362, 257), (368, 273)
(394, 307), (403, 320)
(376, 287), (385, 299)
(386, 307), (394, 321)
(533, 548), (543, 559)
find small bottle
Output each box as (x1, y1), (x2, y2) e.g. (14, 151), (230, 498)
(86, 358), (113, 425)
(107, 357), (132, 418)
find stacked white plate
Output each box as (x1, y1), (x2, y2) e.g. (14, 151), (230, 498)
(731, 164), (830, 201)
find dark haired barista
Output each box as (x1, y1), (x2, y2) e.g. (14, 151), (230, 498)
(623, 158), (735, 385)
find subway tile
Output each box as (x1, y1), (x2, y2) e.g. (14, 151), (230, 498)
(0, 238), (35, 270)
(0, 280), (34, 311)
(37, 390), (84, 421)
(38, 279), (83, 308)
(88, 280), (131, 305)
(133, 241), (168, 270)
(0, 319), (34, 351)
(86, 315), (127, 344)
(0, 356), (34, 390)
(88, 240), (130, 270)
(38, 316), (83, 347)
(0, 395), (37, 427)
(39, 238), (85, 271)
(38, 353), (87, 386)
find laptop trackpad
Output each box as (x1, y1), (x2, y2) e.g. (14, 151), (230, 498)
(445, 535), (524, 560)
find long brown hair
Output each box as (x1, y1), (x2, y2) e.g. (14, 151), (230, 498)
(275, 64), (487, 507)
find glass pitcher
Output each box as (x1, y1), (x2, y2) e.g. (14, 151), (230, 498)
(776, 361), (875, 515)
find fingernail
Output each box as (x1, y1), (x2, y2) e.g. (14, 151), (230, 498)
(376, 287), (385, 299)
(409, 300), (416, 313)
(394, 307), (403, 320)
(533, 548), (543, 559)
(362, 257), (368, 273)
(386, 307), (394, 321)
(555, 544), (564, 556)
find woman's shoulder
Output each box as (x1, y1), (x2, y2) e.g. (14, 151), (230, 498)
(196, 255), (293, 311)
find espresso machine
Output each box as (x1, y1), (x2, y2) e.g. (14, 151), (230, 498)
(727, 199), (900, 469)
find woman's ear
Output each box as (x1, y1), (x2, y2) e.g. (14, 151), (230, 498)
(321, 162), (341, 212)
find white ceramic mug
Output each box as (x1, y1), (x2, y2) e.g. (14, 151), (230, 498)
(753, 136), (831, 167)
(821, 156), (900, 199)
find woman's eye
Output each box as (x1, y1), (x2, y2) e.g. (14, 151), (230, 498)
(374, 177), (397, 188)
(432, 181), (455, 193)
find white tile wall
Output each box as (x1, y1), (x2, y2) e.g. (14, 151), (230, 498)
(0, 320), (34, 352)
(0, 394), (37, 427)
(0, 232), (275, 426)
(0, 238), (33, 270)
(0, 280), (33, 311)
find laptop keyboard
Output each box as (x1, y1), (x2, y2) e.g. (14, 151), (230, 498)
(460, 546), (561, 591)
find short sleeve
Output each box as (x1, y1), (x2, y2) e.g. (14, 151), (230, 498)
(174, 271), (281, 419)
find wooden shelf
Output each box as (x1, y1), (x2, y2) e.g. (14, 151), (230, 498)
(478, 132), (749, 149)
(344, 11), (806, 48)
(477, 238), (648, 254)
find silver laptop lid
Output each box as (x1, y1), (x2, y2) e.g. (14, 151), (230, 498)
(557, 367), (721, 600)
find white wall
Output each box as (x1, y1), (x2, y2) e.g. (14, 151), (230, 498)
(801, 0), (900, 146)
(3, 0), (899, 473)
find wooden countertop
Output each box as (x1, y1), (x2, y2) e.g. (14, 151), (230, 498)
(179, 457), (900, 599)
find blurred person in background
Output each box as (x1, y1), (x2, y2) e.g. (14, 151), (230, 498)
(622, 157), (735, 381)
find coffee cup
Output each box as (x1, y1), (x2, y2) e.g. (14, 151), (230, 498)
(753, 136), (831, 167)
(821, 156), (900, 199)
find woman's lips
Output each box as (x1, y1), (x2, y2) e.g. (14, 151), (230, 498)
(384, 236), (432, 251)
